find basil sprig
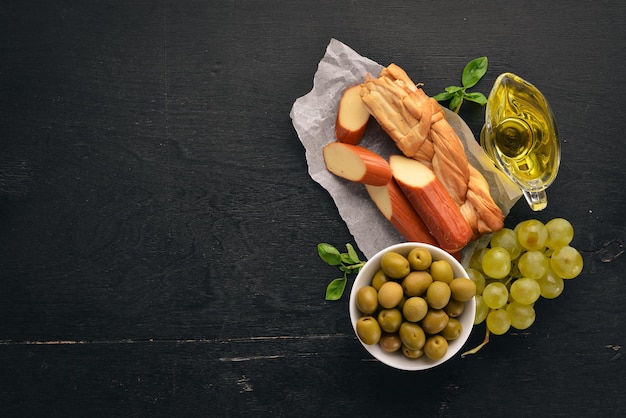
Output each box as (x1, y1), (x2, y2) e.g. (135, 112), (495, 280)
(317, 243), (366, 300)
(433, 57), (488, 113)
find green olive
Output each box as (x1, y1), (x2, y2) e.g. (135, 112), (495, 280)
(371, 269), (389, 291)
(430, 259), (454, 284)
(444, 298), (465, 318)
(356, 285), (378, 314)
(449, 278), (477, 302)
(402, 271), (432, 297)
(380, 251), (410, 279)
(396, 295), (407, 312)
(424, 335), (448, 360)
(402, 297), (428, 322)
(440, 318), (462, 341)
(399, 322), (426, 351)
(356, 316), (382, 345)
(421, 309), (449, 335)
(377, 308), (403, 333)
(426, 281), (451, 309)
(377, 281), (404, 309)
(402, 345), (424, 359)
(379, 333), (402, 352)
(407, 247), (433, 270)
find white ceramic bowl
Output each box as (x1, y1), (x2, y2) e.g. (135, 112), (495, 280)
(349, 242), (475, 370)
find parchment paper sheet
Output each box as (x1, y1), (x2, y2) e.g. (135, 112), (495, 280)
(290, 38), (522, 264)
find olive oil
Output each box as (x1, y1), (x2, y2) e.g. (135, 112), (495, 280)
(480, 73), (560, 211)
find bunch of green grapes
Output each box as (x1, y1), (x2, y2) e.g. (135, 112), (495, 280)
(467, 218), (583, 339)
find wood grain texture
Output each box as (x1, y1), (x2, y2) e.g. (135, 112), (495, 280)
(1, 0), (625, 416)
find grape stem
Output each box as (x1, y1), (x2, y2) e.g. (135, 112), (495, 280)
(461, 327), (491, 357)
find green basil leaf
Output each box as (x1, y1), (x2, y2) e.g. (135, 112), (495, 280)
(432, 91), (454, 102)
(461, 57), (488, 89)
(325, 277), (347, 300)
(345, 243), (360, 264)
(449, 94), (463, 113)
(463, 91), (488, 105)
(445, 85), (464, 93)
(317, 243), (342, 266)
(340, 253), (353, 265)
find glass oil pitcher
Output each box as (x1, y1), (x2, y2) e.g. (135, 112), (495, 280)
(480, 72), (561, 211)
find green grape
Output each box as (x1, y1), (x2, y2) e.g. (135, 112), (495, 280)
(509, 257), (520, 280)
(466, 217), (581, 345)
(490, 228), (523, 260)
(469, 247), (488, 272)
(506, 301), (536, 330)
(482, 282), (509, 309)
(516, 219), (548, 251)
(550, 245), (583, 279)
(467, 268), (486, 295)
(513, 219), (528, 235)
(518, 250), (549, 279)
(545, 218), (574, 249)
(482, 247), (511, 279)
(537, 268), (564, 299)
(510, 278), (541, 305)
(486, 308), (511, 335)
(474, 295), (489, 325)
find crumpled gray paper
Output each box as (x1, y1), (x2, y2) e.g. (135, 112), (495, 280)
(290, 38), (522, 264)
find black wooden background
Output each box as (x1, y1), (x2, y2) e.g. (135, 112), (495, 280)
(1, 1), (625, 416)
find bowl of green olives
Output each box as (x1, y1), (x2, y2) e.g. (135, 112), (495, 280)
(349, 242), (476, 370)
